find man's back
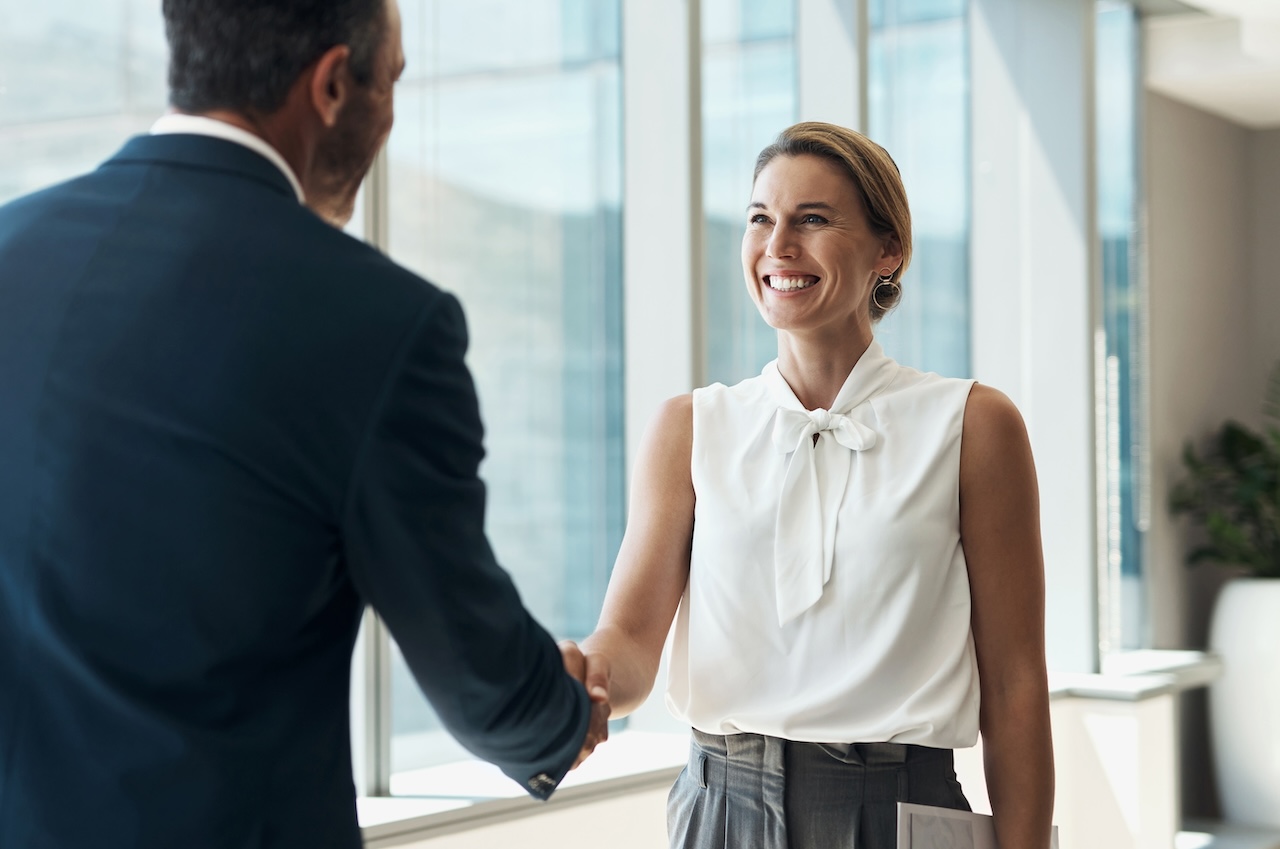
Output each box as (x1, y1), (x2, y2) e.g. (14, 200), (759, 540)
(0, 134), (587, 848)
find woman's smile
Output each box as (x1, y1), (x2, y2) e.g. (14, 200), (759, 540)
(765, 274), (820, 292)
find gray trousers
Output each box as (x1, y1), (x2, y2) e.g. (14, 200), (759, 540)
(668, 729), (970, 849)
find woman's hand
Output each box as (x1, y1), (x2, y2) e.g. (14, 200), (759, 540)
(559, 640), (612, 769)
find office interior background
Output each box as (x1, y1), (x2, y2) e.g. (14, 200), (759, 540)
(3, 0), (1278, 846)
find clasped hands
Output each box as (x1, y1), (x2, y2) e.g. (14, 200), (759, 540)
(558, 640), (611, 769)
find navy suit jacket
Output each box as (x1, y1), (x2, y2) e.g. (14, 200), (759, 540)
(0, 134), (589, 848)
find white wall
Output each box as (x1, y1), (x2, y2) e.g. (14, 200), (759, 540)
(1247, 128), (1280, 390)
(1145, 91), (1256, 652)
(1143, 92), (1280, 819)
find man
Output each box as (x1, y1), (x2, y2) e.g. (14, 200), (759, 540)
(0, 1), (607, 846)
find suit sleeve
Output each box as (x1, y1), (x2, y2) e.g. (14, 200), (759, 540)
(342, 290), (589, 799)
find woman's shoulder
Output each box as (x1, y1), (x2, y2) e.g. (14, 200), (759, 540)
(651, 392), (694, 429)
(636, 393), (695, 483)
(694, 369), (772, 407)
(640, 393), (695, 453)
(961, 383), (1032, 460)
(691, 375), (775, 445)
(875, 360), (975, 409)
(963, 383), (1025, 432)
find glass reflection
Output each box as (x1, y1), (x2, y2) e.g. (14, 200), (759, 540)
(385, 0), (624, 778)
(1096, 1), (1145, 652)
(868, 0), (971, 377)
(702, 0), (798, 385)
(0, 0), (167, 203)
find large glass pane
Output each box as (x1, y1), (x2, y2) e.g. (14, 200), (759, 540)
(0, 0), (167, 204)
(701, 0), (798, 385)
(868, 0), (970, 377)
(1096, 1), (1146, 653)
(384, 0), (624, 783)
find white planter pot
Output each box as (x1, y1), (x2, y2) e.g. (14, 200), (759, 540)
(1208, 577), (1280, 827)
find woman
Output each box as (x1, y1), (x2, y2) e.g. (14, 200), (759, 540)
(565, 122), (1054, 848)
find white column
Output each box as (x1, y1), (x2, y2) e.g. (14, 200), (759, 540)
(621, 0), (703, 735)
(969, 0), (1100, 672)
(352, 147), (393, 799)
(797, 0), (866, 131)
(350, 609), (392, 796)
(622, 0), (703, 474)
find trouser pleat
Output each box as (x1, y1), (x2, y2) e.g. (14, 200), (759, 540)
(668, 731), (970, 849)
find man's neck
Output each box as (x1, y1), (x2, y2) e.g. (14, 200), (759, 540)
(178, 108), (312, 199)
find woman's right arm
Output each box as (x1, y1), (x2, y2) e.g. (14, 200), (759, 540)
(575, 393), (695, 717)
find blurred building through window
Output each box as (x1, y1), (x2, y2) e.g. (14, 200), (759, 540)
(868, 0), (971, 378)
(0, 1), (168, 204)
(701, 0), (799, 385)
(383, 0), (625, 776)
(1096, 1), (1147, 653)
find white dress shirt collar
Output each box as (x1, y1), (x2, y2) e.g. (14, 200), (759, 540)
(150, 113), (305, 204)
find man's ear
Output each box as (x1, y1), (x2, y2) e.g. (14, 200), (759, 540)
(308, 44), (353, 129)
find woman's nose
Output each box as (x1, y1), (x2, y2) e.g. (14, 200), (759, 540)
(767, 223), (798, 258)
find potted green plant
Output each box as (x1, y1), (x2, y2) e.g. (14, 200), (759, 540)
(1169, 360), (1280, 827)
(1170, 363), (1280, 576)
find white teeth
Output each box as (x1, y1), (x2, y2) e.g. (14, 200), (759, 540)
(769, 276), (818, 291)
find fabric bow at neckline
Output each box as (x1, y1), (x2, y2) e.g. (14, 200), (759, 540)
(762, 341), (897, 626)
(771, 408), (877, 455)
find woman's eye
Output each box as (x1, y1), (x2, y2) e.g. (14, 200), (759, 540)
(748, 214), (770, 225)
(802, 214), (827, 225)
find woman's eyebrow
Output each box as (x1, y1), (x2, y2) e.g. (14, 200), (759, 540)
(746, 201), (837, 212)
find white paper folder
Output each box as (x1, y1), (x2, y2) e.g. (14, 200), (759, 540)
(896, 802), (1060, 849)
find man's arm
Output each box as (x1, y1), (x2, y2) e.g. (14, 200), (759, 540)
(341, 290), (595, 798)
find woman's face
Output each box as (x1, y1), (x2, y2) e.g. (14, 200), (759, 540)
(741, 153), (900, 339)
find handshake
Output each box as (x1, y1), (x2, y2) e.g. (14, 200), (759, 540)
(559, 640), (612, 769)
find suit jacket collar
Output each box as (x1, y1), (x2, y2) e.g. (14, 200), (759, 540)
(105, 134), (301, 202)
(150, 114), (304, 201)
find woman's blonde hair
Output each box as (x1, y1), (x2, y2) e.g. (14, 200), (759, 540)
(753, 122), (912, 321)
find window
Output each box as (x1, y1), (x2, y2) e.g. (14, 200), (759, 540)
(868, 0), (970, 377)
(1096, 0), (1147, 653)
(701, 0), (798, 385)
(379, 0), (626, 783)
(0, 1), (167, 205)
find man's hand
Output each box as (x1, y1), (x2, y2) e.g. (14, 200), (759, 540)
(559, 640), (611, 768)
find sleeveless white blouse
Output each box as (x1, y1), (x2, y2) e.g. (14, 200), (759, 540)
(665, 341), (981, 748)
